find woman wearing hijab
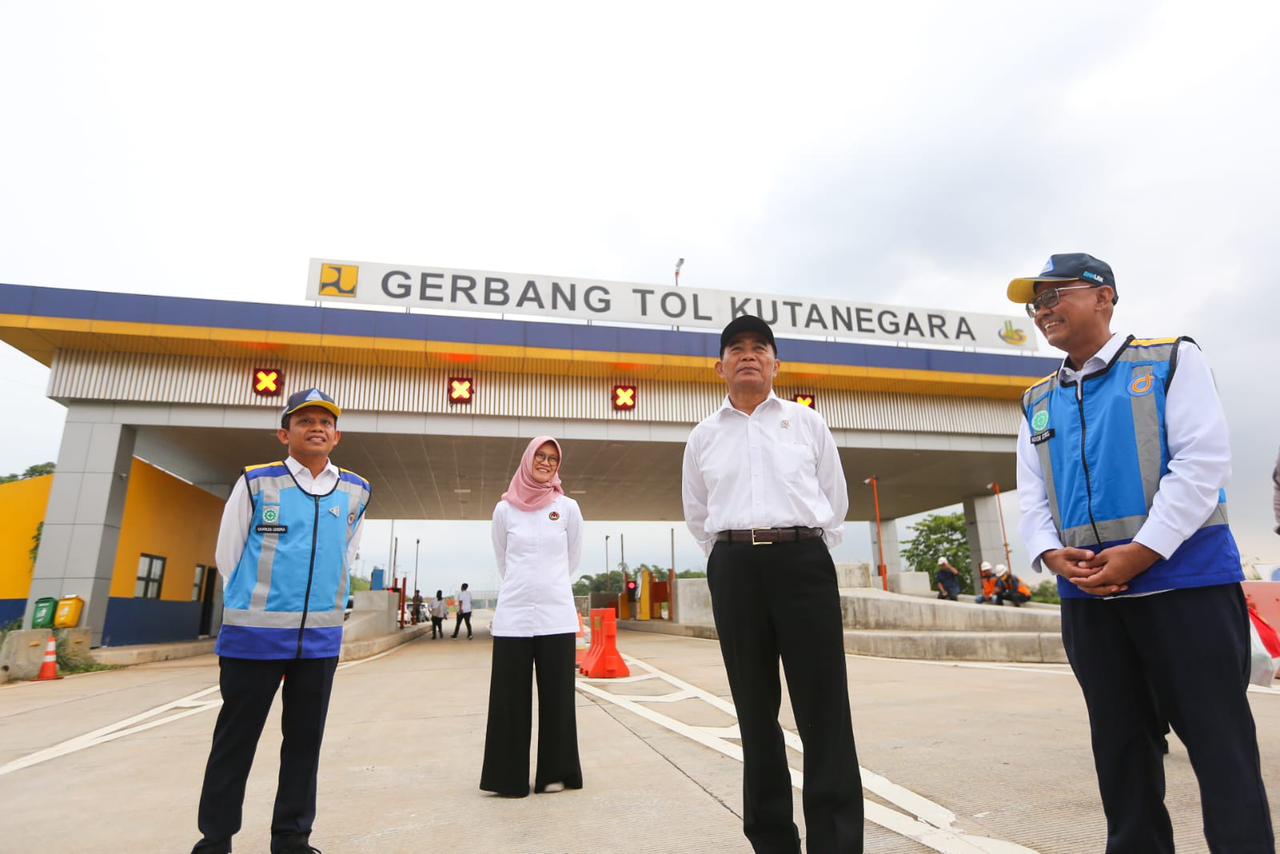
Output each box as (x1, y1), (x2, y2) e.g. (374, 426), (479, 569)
(480, 436), (584, 797)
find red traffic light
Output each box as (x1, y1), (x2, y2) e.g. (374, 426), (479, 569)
(612, 384), (637, 411)
(254, 368), (283, 397)
(448, 377), (474, 404)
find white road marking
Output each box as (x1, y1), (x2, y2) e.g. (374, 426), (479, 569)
(580, 654), (1038, 854)
(0, 637), (419, 778)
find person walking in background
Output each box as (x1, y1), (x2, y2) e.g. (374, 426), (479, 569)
(480, 436), (583, 798)
(429, 589), (447, 639)
(452, 582), (473, 639)
(191, 388), (371, 854)
(682, 316), (862, 853)
(1009, 252), (1272, 851)
(936, 557), (961, 601)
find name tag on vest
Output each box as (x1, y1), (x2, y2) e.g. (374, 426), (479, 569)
(255, 525), (288, 534)
(1030, 429), (1055, 445)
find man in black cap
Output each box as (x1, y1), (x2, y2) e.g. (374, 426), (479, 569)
(1010, 254), (1272, 852)
(682, 316), (862, 853)
(192, 388), (371, 854)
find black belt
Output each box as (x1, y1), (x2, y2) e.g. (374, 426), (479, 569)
(715, 527), (824, 546)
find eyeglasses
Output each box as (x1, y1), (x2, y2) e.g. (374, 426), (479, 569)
(1024, 284), (1098, 318)
(533, 452), (560, 465)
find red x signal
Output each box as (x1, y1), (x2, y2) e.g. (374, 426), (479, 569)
(254, 369), (283, 396)
(448, 377), (474, 404)
(612, 385), (637, 411)
(793, 393), (815, 409)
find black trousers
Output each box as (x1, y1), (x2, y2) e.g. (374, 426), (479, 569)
(431, 616), (444, 638)
(708, 538), (863, 854)
(193, 656), (338, 854)
(1062, 584), (1273, 853)
(453, 611), (473, 638)
(479, 633), (582, 796)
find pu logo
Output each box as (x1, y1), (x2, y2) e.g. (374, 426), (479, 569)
(318, 264), (358, 298)
(792, 394), (815, 409)
(254, 368), (283, 396)
(998, 321), (1027, 346)
(448, 377), (474, 404)
(1130, 368), (1155, 397)
(612, 385), (637, 411)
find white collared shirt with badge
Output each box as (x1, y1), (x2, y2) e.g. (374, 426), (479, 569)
(1016, 332), (1233, 588)
(682, 392), (848, 556)
(215, 456), (364, 585)
(490, 494), (583, 637)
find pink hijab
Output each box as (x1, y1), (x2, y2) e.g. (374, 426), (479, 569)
(501, 436), (565, 512)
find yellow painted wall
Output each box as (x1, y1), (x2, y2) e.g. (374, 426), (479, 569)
(109, 459), (222, 600)
(0, 475), (53, 599)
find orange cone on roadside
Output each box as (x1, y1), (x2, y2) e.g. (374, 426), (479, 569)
(36, 634), (59, 681)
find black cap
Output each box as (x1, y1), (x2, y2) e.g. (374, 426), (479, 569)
(720, 315), (776, 355)
(282, 387), (341, 421)
(1007, 253), (1116, 303)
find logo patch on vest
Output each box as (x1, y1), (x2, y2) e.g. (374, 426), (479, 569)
(256, 525), (288, 534)
(1031, 410), (1050, 432)
(262, 507), (280, 524)
(1130, 367), (1155, 397)
(1030, 428), (1055, 445)
(548, 511), (561, 521)
(329, 506), (340, 517)
(348, 512), (356, 525)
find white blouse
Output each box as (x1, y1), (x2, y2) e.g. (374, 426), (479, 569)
(490, 495), (583, 637)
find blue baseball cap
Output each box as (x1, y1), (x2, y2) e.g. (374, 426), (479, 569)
(1007, 253), (1116, 304)
(282, 387), (341, 421)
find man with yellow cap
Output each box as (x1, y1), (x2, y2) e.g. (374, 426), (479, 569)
(1008, 253), (1271, 851)
(192, 388), (371, 854)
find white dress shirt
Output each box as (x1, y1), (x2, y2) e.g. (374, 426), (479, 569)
(1017, 333), (1232, 577)
(430, 597), (448, 619)
(215, 456), (364, 585)
(490, 494), (582, 637)
(682, 392), (848, 556)
(457, 589), (473, 613)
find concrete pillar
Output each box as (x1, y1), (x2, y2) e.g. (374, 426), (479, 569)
(963, 494), (1011, 592)
(868, 517), (903, 577)
(25, 410), (136, 646)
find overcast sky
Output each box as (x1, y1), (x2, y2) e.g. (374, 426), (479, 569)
(2, 2), (1277, 592)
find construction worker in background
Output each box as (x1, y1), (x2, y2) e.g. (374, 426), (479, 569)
(994, 565), (1032, 607)
(975, 561), (998, 604)
(936, 556), (962, 601)
(191, 388), (371, 854)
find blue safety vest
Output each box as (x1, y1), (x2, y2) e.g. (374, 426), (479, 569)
(1022, 336), (1241, 599)
(217, 462), (371, 659)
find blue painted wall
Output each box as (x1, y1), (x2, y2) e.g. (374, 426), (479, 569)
(101, 597), (201, 646)
(0, 598), (25, 626)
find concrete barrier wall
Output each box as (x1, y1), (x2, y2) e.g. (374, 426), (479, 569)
(676, 578), (714, 629)
(839, 591), (1060, 632)
(344, 590), (399, 642)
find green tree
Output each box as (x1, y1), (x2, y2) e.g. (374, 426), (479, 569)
(29, 521), (42, 573)
(901, 512), (973, 594)
(22, 462), (55, 479)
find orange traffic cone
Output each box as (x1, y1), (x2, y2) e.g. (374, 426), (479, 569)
(581, 608), (629, 679)
(36, 634), (59, 681)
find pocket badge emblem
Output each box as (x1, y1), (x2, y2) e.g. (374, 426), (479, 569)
(549, 511), (561, 521)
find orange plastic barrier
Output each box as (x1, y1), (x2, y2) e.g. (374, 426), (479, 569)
(580, 608), (629, 678)
(575, 612), (589, 667)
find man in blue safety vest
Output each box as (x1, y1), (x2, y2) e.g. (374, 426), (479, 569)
(1010, 253), (1272, 852)
(191, 388), (371, 854)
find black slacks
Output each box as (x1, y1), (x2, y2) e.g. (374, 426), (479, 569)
(708, 538), (863, 854)
(1062, 584), (1273, 853)
(479, 633), (582, 797)
(193, 656), (338, 854)
(453, 611), (473, 638)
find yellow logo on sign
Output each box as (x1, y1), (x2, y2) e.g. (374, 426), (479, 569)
(318, 264), (358, 297)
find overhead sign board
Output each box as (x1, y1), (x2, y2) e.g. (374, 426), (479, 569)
(308, 258), (1034, 350)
